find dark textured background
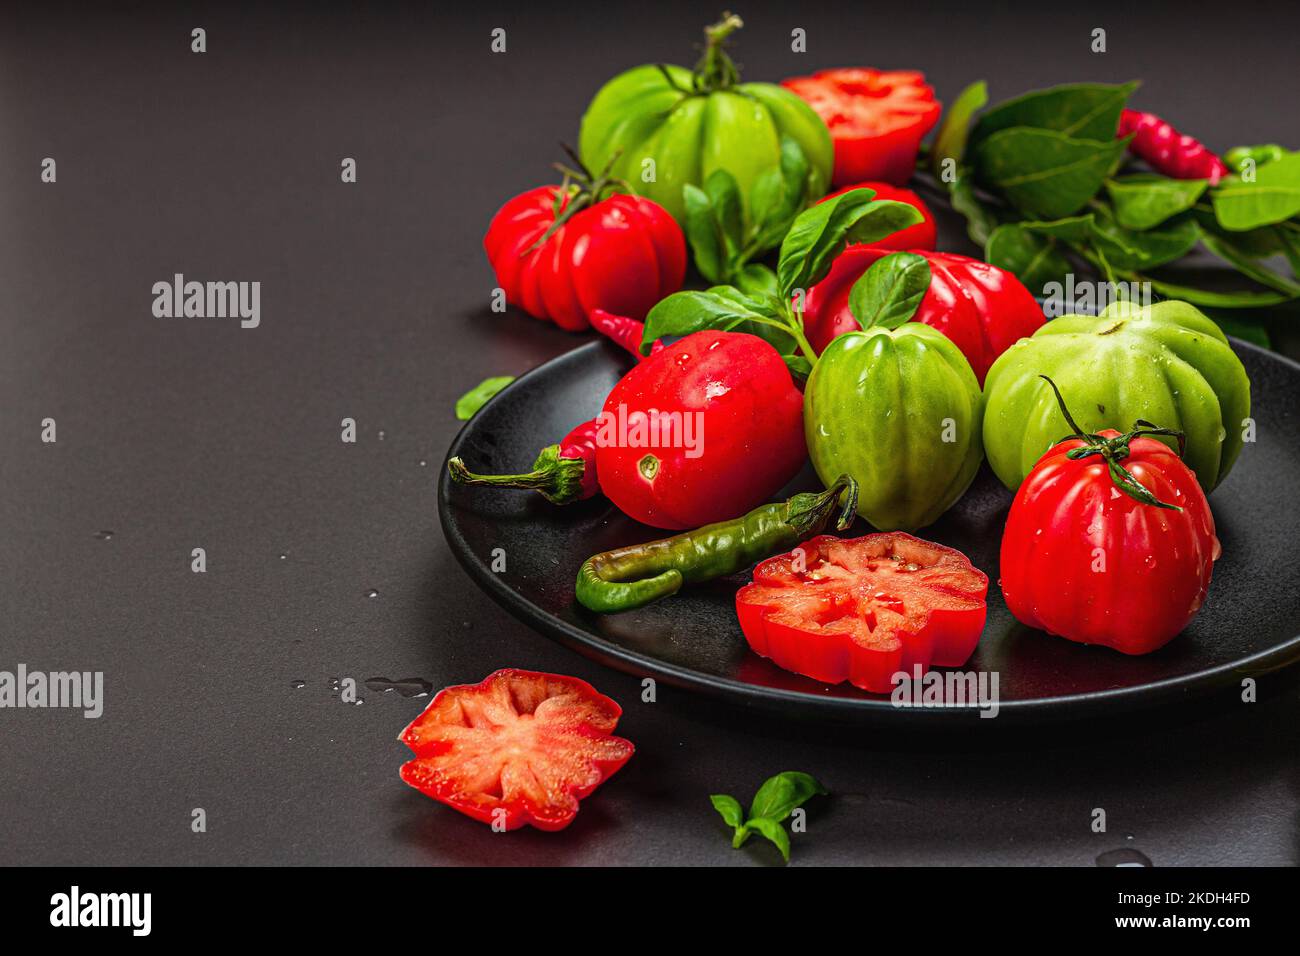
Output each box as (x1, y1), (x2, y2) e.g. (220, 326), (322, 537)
(1, 0), (1297, 866)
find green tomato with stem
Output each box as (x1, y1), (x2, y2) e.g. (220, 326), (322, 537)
(578, 14), (832, 226)
(982, 299), (1251, 492)
(804, 323), (985, 532)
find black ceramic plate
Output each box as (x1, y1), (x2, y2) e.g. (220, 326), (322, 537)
(439, 338), (1300, 723)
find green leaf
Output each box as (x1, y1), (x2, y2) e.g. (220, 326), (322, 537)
(455, 376), (514, 420)
(682, 184), (727, 284)
(641, 289), (790, 354)
(710, 794), (745, 830)
(950, 171), (999, 245)
(969, 81), (1137, 150)
(782, 354), (812, 384)
(776, 136), (813, 224)
(932, 80), (988, 173)
(1211, 151), (1300, 230)
(1140, 276), (1291, 309)
(985, 223), (1072, 293)
(1106, 174), (1208, 230)
(745, 817), (792, 862)
(705, 169), (744, 253)
(1019, 214), (1096, 243)
(1205, 311), (1271, 348)
(975, 128), (1129, 220)
(1199, 232), (1300, 297)
(777, 190), (922, 297)
(748, 771), (828, 823)
(847, 251), (932, 330)
(735, 262), (779, 298)
(1089, 209), (1202, 272)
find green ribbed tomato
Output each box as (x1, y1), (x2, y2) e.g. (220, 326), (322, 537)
(577, 16), (832, 226)
(804, 323), (984, 532)
(983, 299), (1251, 492)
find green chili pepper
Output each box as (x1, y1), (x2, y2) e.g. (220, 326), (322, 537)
(1223, 143), (1286, 171)
(575, 475), (858, 613)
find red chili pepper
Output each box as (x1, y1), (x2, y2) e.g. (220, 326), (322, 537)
(448, 419), (600, 504)
(1117, 109), (1229, 185)
(589, 309), (664, 361)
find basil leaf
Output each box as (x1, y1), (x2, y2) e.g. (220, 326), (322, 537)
(1089, 210), (1201, 272)
(847, 251), (931, 330)
(1020, 214), (1096, 243)
(745, 817), (792, 862)
(709, 794), (745, 830)
(975, 128), (1129, 220)
(1192, 207), (1284, 258)
(748, 771), (827, 823)
(777, 190), (923, 297)
(735, 262), (780, 299)
(1142, 276), (1291, 309)
(1200, 232), (1300, 297)
(783, 354), (812, 385)
(969, 81), (1137, 150)
(455, 376), (515, 420)
(777, 136), (812, 224)
(705, 169), (744, 254)
(641, 289), (790, 354)
(1106, 174), (1208, 230)
(1208, 312), (1271, 348)
(682, 184), (727, 284)
(985, 223), (1072, 294)
(1211, 150), (1300, 230)
(749, 167), (786, 240)
(951, 171), (999, 245)
(933, 80), (988, 173)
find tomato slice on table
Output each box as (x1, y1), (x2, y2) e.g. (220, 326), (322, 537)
(399, 669), (634, 831)
(782, 69), (941, 186)
(736, 534), (987, 693)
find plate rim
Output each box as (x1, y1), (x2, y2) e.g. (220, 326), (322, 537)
(438, 335), (1300, 721)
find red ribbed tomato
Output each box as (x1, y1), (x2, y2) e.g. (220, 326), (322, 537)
(484, 185), (685, 331)
(1000, 418), (1220, 655)
(736, 533), (988, 693)
(819, 181), (936, 251)
(803, 247), (1044, 384)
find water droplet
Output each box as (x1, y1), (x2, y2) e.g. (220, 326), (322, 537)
(279, 553), (288, 561)
(94, 530), (114, 540)
(418, 460), (427, 468)
(290, 680), (306, 689)
(1096, 848), (1152, 867)
(377, 430), (387, 441)
(352, 698), (365, 706)
(365, 588), (379, 599)
(365, 676), (434, 698)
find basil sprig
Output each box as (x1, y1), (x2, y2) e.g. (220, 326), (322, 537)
(934, 78), (1300, 327)
(710, 771), (827, 862)
(682, 137), (815, 295)
(455, 375), (515, 420)
(644, 187), (924, 363)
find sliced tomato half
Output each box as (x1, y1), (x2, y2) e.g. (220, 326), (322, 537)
(782, 69), (941, 186)
(399, 668), (634, 831)
(736, 534), (988, 693)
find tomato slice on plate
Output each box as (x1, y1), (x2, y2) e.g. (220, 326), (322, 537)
(782, 69), (941, 186)
(399, 668), (634, 831)
(736, 534), (987, 693)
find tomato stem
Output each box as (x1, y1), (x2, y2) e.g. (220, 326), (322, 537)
(693, 13), (743, 92)
(523, 148), (628, 255)
(1039, 375), (1185, 511)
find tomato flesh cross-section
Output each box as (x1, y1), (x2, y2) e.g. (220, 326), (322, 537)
(399, 669), (634, 831)
(736, 533), (988, 693)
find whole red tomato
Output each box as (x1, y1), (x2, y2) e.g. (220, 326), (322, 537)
(782, 68), (941, 186)
(819, 181), (936, 251)
(803, 247), (1044, 384)
(1000, 380), (1221, 655)
(594, 330), (806, 530)
(484, 185), (685, 332)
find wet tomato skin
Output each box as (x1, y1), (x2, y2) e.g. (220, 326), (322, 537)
(1000, 432), (1221, 655)
(594, 330), (807, 530)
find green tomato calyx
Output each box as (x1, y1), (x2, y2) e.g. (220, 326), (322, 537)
(657, 13), (744, 95)
(784, 474), (859, 538)
(527, 146), (630, 254)
(1039, 375), (1186, 512)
